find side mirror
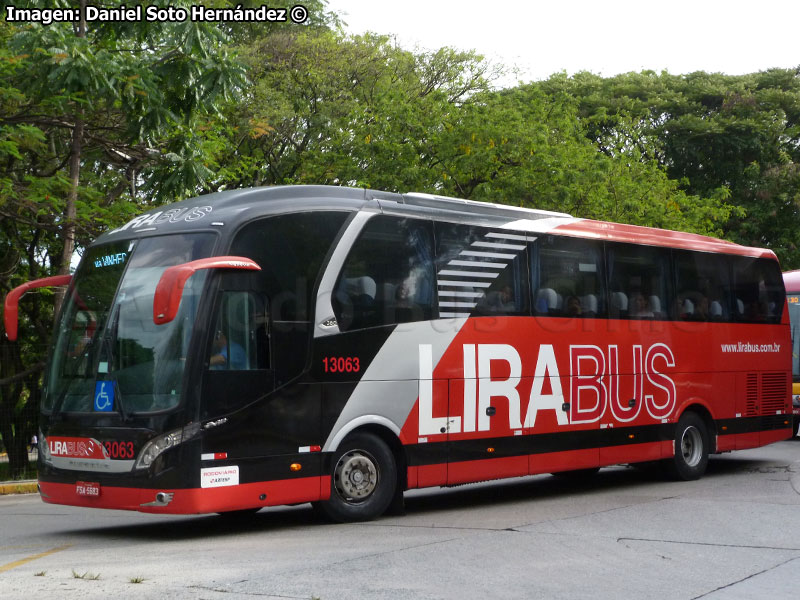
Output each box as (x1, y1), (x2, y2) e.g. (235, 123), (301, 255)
(153, 256), (261, 325)
(4, 275), (73, 342)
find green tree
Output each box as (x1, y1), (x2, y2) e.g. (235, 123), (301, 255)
(428, 84), (735, 234)
(201, 29), (734, 236)
(0, 3), (246, 477)
(538, 69), (800, 265)
(205, 30), (496, 191)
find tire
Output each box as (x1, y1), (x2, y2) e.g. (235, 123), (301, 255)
(665, 412), (709, 481)
(317, 432), (397, 523)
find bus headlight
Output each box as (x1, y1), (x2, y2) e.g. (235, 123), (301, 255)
(134, 422), (200, 470)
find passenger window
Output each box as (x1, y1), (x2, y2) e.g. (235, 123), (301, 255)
(532, 236), (604, 318)
(209, 291), (270, 370)
(435, 223), (529, 318)
(334, 216), (435, 331)
(607, 243), (671, 320)
(674, 251), (732, 322)
(731, 257), (784, 323)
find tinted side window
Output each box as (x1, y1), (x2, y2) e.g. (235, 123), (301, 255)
(334, 216), (435, 331)
(731, 256), (784, 323)
(674, 251), (732, 322)
(209, 291), (269, 371)
(788, 294), (800, 381)
(607, 243), (671, 320)
(229, 212), (349, 386)
(435, 224), (529, 318)
(532, 236), (605, 318)
(230, 212), (349, 322)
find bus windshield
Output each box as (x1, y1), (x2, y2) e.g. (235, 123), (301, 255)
(45, 233), (216, 415)
(788, 294), (800, 382)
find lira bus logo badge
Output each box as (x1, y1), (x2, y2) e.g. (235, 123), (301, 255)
(48, 437), (107, 460)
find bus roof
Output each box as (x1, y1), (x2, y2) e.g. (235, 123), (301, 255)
(784, 269), (800, 292)
(551, 219), (774, 258)
(96, 185), (777, 260)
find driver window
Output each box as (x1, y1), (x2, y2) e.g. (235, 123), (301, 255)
(209, 291), (270, 370)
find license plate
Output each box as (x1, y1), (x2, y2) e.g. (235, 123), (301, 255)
(76, 481), (101, 497)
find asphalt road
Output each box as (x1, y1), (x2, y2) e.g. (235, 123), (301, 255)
(1, 440), (799, 599)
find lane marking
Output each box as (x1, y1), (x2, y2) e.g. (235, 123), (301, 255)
(0, 544), (72, 573)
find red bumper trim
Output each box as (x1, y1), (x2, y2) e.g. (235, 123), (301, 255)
(39, 476), (330, 514)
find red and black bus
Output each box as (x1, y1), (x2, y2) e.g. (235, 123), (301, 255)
(4, 186), (793, 521)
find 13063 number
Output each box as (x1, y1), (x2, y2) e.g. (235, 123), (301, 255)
(322, 356), (360, 373)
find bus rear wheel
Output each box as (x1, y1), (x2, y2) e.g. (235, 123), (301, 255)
(665, 412), (709, 481)
(317, 432), (397, 522)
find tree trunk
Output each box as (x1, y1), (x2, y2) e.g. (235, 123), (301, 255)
(57, 114), (83, 274)
(0, 339), (29, 480)
(55, 1), (87, 315)
(5, 416), (30, 480)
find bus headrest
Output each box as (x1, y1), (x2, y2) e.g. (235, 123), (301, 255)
(344, 276), (376, 299)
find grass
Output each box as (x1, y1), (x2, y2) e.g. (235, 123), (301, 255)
(0, 461), (37, 481)
(34, 571), (46, 577)
(72, 570), (101, 580)
(129, 576), (145, 584)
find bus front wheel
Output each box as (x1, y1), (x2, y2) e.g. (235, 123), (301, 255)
(665, 412), (709, 481)
(318, 432), (397, 522)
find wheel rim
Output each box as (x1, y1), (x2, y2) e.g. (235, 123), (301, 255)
(333, 449), (379, 504)
(680, 425), (703, 467)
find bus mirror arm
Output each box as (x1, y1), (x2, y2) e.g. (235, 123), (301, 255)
(153, 256), (261, 325)
(3, 275), (73, 342)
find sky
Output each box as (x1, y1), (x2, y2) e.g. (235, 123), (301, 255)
(325, 0), (800, 85)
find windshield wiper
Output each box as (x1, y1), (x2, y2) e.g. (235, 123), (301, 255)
(100, 306), (131, 422)
(50, 386), (71, 422)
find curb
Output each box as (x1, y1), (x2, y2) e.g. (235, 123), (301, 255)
(0, 481), (38, 495)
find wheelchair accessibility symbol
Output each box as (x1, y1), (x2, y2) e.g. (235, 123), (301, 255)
(94, 381), (115, 412)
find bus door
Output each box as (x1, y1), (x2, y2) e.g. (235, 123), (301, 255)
(199, 275), (287, 460)
(198, 276), (325, 501)
(200, 211), (350, 477)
